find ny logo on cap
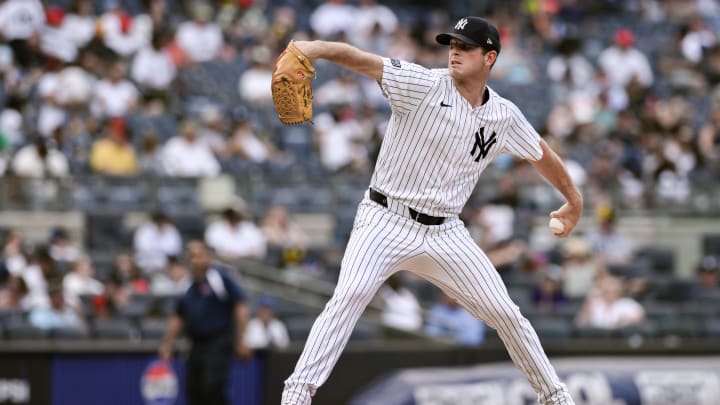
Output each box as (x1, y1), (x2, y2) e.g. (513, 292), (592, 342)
(455, 18), (469, 30)
(487, 38), (493, 45)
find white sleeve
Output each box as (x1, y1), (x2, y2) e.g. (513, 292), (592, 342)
(501, 103), (543, 161)
(379, 57), (436, 115)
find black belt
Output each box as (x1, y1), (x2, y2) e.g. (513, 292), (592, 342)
(369, 188), (446, 226)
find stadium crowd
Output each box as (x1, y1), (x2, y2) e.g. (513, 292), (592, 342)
(1, 0), (720, 344)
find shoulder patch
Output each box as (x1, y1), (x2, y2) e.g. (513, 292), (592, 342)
(391, 59), (401, 68)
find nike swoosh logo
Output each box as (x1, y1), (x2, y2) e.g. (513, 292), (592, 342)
(440, 101), (452, 107)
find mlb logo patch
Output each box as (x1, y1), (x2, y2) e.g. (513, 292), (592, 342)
(391, 59), (401, 68)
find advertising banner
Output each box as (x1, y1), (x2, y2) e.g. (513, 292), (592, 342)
(0, 355), (51, 405)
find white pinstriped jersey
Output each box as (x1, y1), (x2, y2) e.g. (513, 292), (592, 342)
(372, 57), (543, 217)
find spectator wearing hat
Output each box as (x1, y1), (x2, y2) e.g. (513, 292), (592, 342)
(0, 0), (45, 69)
(586, 203), (634, 265)
(245, 294), (290, 349)
(560, 236), (601, 300)
(49, 227), (80, 265)
(159, 240), (250, 405)
(175, 1), (223, 63)
(133, 211), (182, 274)
(161, 119), (221, 177)
(598, 28), (654, 90)
(205, 201), (266, 261)
(691, 255), (720, 300)
(63, 0), (96, 49)
(131, 29), (176, 93)
(90, 118), (138, 175)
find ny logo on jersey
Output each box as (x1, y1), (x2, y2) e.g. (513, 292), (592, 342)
(455, 18), (469, 30)
(470, 127), (497, 162)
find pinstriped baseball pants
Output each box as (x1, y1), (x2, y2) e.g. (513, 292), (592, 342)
(282, 198), (574, 405)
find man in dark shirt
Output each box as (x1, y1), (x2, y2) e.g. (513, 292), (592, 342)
(159, 240), (250, 405)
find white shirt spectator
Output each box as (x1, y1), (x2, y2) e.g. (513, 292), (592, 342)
(598, 46), (653, 88)
(205, 220), (267, 260)
(379, 285), (422, 331)
(238, 65), (273, 104)
(315, 112), (369, 172)
(309, 1), (356, 39)
(547, 54), (595, 89)
(176, 21), (222, 63)
(41, 25), (78, 62)
(63, 13), (96, 47)
(63, 271), (104, 307)
(161, 136), (221, 177)
(92, 79), (138, 118)
(57, 66), (95, 106)
(245, 318), (290, 349)
(22, 264), (48, 309)
(0, 0), (45, 40)
(0, 108), (24, 146)
(151, 272), (191, 296)
(133, 221), (182, 272)
(583, 297), (644, 329)
(131, 46), (176, 90)
(37, 72), (67, 136)
(99, 12), (144, 56)
(11, 143), (69, 178)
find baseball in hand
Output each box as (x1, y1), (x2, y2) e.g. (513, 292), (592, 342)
(549, 217), (565, 234)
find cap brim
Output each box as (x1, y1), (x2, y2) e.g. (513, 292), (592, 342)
(436, 32), (482, 46)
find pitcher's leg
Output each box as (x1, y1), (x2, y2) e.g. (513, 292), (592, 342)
(282, 203), (424, 405)
(423, 223), (574, 405)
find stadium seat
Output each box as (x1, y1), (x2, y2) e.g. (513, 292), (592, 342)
(702, 234), (720, 256)
(140, 319), (169, 340)
(634, 247), (675, 274)
(286, 316), (316, 342)
(51, 326), (90, 340)
(350, 321), (379, 341)
(5, 324), (49, 340)
(657, 318), (704, 339)
(705, 319), (720, 338)
(531, 316), (572, 342)
(85, 213), (131, 250)
(92, 319), (139, 340)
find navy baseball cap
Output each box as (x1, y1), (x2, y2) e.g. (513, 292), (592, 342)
(436, 16), (501, 53)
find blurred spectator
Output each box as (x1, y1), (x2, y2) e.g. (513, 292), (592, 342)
(245, 294), (290, 349)
(349, 0), (397, 54)
(41, 7), (78, 63)
(425, 292), (485, 346)
(238, 46), (273, 105)
(63, 0), (96, 48)
(112, 252), (150, 295)
(547, 37), (595, 90)
(598, 28), (654, 89)
(150, 255), (191, 295)
(1, 95), (25, 147)
(586, 203), (634, 265)
(94, 272), (130, 319)
(0, 276), (30, 312)
(159, 240), (250, 405)
(23, 246), (61, 309)
(227, 115), (278, 163)
(0, 0), (45, 69)
(205, 203), (266, 261)
(175, 1), (222, 63)
(690, 255), (720, 300)
(310, 0), (356, 39)
(315, 73), (363, 107)
(260, 205), (308, 252)
(98, 1), (144, 56)
(90, 118), (138, 176)
(11, 137), (69, 178)
(680, 15), (717, 64)
(2, 229), (27, 277)
(378, 274), (422, 331)
(29, 282), (83, 330)
(532, 265), (567, 312)
(91, 61), (139, 118)
(197, 105), (228, 159)
(490, 27), (537, 85)
(48, 228), (80, 272)
(134, 211), (182, 273)
(575, 275), (645, 330)
(314, 106), (370, 173)
(698, 104), (720, 170)
(62, 256), (104, 307)
(560, 236), (601, 300)
(161, 120), (221, 177)
(131, 29), (176, 92)
(137, 132), (165, 175)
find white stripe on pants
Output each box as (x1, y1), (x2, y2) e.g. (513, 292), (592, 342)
(282, 199), (574, 405)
